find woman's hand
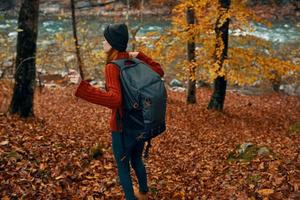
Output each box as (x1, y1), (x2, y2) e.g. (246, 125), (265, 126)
(68, 69), (82, 85)
(129, 52), (139, 58)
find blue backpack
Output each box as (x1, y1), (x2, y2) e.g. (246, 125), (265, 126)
(110, 58), (167, 158)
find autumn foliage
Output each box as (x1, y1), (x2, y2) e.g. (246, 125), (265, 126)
(1, 0), (300, 199)
(136, 0), (300, 85)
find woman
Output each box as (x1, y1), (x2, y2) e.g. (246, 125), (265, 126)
(74, 23), (164, 200)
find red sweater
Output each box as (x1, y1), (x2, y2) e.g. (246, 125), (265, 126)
(75, 52), (164, 131)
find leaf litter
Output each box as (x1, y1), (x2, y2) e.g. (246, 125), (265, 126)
(0, 85), (299, 199)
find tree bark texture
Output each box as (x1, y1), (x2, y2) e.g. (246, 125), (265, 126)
(9, 0), (39, 117)
(186, 6), (196, 104)
(208, 0), (230, 111)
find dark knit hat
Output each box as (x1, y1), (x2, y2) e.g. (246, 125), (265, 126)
(104, 23), (129, 52)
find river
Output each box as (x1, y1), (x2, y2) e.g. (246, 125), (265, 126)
(1, 17), (300, 45)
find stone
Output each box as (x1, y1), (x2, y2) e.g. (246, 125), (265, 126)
(258, 147), (271, 156)
(170, 86), (186, 92)
(252, 80), (262, 87)
(238, 143), (254, 154)
(40, 4), (60, 14)
(170, 79), (183, 87)
(279, 84), (296, 95)
(229, 143), (275, 162)
(8, 32), (17, 38)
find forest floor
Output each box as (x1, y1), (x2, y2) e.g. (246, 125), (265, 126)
(0, 85), (300, 199)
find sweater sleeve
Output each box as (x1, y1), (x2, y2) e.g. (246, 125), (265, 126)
(75, 64), (122, 109)
(137, 52), (164, 77)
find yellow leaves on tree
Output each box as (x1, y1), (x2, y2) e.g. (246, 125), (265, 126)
(135, 0), (300, 86)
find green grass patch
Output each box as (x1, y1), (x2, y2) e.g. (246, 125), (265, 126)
(289, 122), (300, 135)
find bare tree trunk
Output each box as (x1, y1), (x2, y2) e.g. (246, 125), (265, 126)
(130, 0), (144, 51)
(71, 0), (85, 79)
(186, 6), (196, 104)
(140, 0), (144, 23)
(9, 0), (39, 117)
(126, 0), (130, 23)
(207, 0), (230, 111)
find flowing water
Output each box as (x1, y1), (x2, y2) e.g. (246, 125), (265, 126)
(1, 17), (299, 45)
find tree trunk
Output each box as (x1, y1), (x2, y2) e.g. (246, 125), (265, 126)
(207, 0), (230, 111)
(71, 0), (85, 79)
(9, 0), (39, 117)
(186, 6), (196, 104)
(140, 0), (144, 23)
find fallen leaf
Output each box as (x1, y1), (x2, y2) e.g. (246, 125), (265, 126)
(258, 189), (274, 196)
(55, 175), (65, 180)
(0, 140), (9, 146)
(1, 196), (10, 200)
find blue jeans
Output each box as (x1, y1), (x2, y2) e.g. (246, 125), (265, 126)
(112, 130), (148, 200)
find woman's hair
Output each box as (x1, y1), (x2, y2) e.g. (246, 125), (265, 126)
(106, 48), (119, 64)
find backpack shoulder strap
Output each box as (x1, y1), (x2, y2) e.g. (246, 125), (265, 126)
(109, 58), (142, 71)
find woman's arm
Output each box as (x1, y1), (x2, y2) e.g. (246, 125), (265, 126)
(136, 52), (164, 77)
(75, 64), (122, 109)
